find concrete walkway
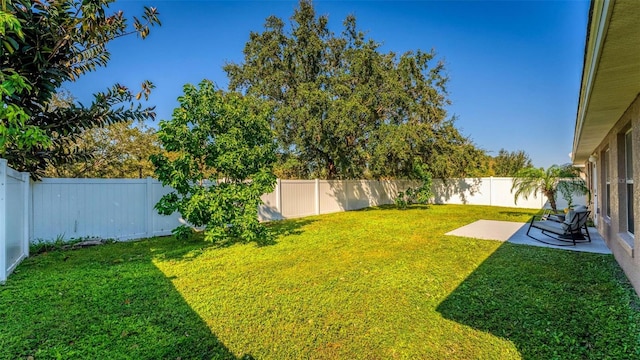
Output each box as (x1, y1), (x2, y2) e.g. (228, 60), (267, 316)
(445, 220), (611, 254)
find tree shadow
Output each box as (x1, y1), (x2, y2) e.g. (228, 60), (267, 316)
(266, 217), (316, 237)
(354, 203), (433, 212)
(258, 202), (283, 221)
(436, 243), (640, 359)
(323, 179), (419, 212)
(260, 179), (431, 219)
(148, 217), (315, 261)
(432, 177), (483, 204)
(498, 210), (539, 219)
(0, 244), (254, 359)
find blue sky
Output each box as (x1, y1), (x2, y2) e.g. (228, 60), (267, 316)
(65, 0), (590, 169)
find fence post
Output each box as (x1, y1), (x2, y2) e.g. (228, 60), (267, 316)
(315, 178), (320, 215)
(22, 172), (30, 257)
(345, 180), (350, 211)
(489, 177), (493, 206)
(0, 159), (7, 283)
(145, 177), (153, 238)
(276, 179), (282, 220)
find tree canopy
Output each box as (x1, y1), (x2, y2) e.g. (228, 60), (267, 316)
(489, 149), (533, 177)
(44, 119), (163, 178)
(1, 0), (160, 178)
(225, 0), (484, 180)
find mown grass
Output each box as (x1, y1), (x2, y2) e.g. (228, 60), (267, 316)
(1, 204), (638, 359)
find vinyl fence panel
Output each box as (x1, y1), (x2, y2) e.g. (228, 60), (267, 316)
(319, 180), (346, 214)
(280, 180), (316, 219)
(33, 179), (145, 241)
(259, 180), (281, 222)
(0, 159), (29, 283)
(147, 179), (183, 237)
(432, 178), (493, 205)
(31, 178), (181, 242)
(488, 177), (543, 208)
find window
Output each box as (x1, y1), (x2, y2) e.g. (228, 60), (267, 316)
(604, 148), (610, 218)
(625, 130), (634, 235)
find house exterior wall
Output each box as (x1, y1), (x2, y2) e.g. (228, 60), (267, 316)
(587, 94), (640, 293)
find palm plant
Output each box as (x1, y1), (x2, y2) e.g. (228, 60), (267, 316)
(511, 164), (588, 212)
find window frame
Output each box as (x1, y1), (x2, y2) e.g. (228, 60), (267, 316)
(604, 148), (611, 219)
(624, 129), (634, 235)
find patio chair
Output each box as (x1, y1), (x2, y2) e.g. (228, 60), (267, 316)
(526, 206), (591, 246)
(544, 205), (588, 223)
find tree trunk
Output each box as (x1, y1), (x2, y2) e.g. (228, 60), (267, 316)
(545, 189), (557, 212)
(327, 158), (337, 180)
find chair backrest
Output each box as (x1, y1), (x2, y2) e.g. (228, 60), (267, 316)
(563, 209), (589, 232)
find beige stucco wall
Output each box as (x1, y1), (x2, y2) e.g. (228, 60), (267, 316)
(588, 93), (640, 295)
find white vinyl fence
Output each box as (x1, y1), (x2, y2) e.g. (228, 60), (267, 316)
(31, 178), (418, 241)
(32, 178), (182, 242)
(433, 177), (551, 208)
(0, 160), (30, 283)
(257, 177), (584, 221)
(0, 155), (588, 282)
(259, 179), (417, 221)
(27, 177), (586, 243)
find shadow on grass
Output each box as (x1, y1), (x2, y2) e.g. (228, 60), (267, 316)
(354, 204), (433, 212)
(498, 210), (539, 224)
(436, 243), (640, 359)
(498, 210), (537, 218)
(266, 217), (316, 238)
(0, 244), (253, 359)
(149, 217), (316, 261)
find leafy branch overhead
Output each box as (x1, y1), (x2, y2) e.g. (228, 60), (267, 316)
(0, 0), (160, 178)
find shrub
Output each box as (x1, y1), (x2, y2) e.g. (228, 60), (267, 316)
(395, 169), (433, 209)
(151, 80), (276, 245)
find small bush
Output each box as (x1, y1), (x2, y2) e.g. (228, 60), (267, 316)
(395, 170), (433, 209)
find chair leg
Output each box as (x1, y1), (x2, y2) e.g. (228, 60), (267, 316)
(583, 224), (592, 242)
(527, 218), (534, 237)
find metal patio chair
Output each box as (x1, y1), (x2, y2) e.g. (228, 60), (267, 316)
(526, 206), (591, 246)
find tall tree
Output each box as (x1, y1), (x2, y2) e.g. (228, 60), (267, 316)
(225, 0), (483, 180)
(491, 149), (533, 176)
(1, 0), (160, 178)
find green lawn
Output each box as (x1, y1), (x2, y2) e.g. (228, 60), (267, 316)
(1, 205), (639, 359)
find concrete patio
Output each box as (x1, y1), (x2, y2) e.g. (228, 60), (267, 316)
(446, 219), (611, 254)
